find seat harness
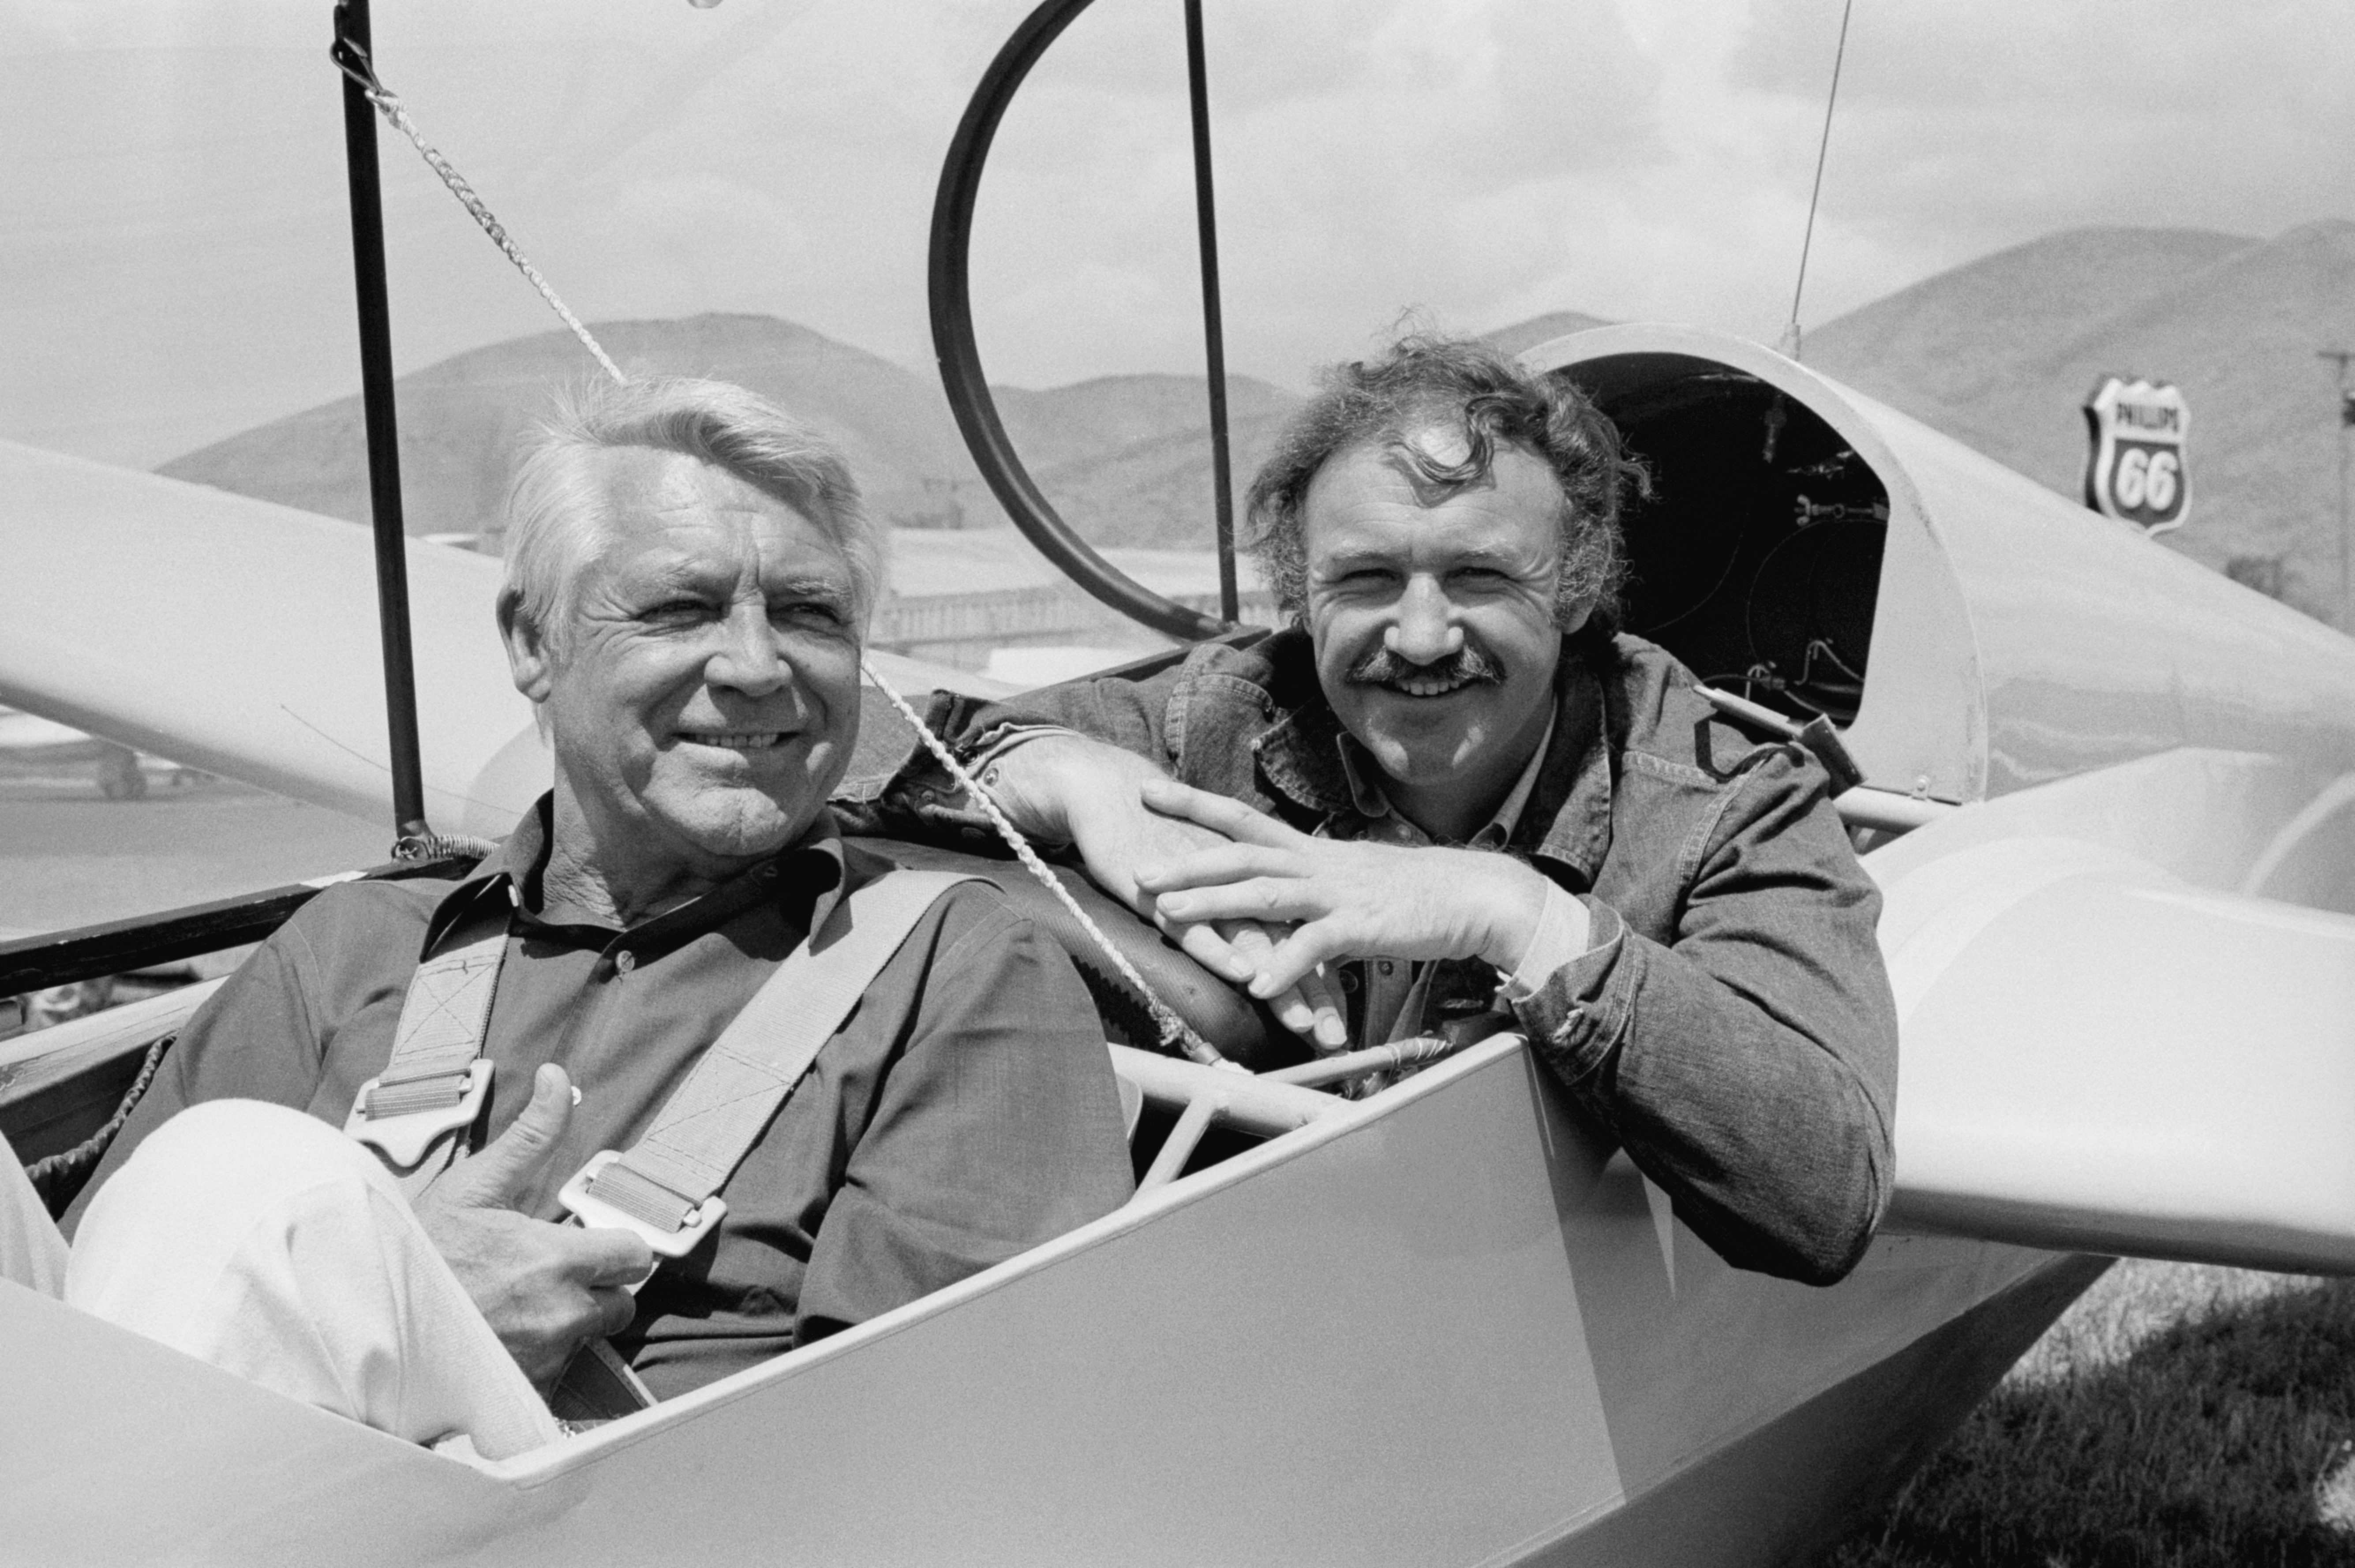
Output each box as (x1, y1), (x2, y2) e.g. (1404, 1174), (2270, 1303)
(344, 868), (976, 1263)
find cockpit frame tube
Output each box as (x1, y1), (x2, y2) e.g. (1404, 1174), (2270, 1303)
(928, 0), (1230, 643)
(1182, 0), (1241, 626)
(332, 0), (431, 842)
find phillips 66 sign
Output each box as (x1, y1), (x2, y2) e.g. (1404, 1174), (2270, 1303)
(2082, 376), (2190, 535)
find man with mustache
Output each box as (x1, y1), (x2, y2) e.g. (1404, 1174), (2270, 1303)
(865, 333), (1897, 1285)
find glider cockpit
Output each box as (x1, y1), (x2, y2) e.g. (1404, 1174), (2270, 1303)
(1565, 349), (1889, 733)
(11, 3), (2355, 1562)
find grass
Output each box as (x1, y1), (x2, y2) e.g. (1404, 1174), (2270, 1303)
(1817, 1261), (2355, 1567)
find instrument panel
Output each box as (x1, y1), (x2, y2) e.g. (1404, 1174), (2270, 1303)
(1556, 360), (1890, 729)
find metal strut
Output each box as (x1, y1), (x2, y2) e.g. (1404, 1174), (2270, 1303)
(928, 0), (1232, 643)
(331, 0), (431, 844)
(1183, 0), (1240, 625)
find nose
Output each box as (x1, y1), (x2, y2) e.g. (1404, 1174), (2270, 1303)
(705, 602), (789, 696)
(1383, 575), (1464, 666)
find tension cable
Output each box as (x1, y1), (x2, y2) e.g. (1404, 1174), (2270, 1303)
(330, 35), (628, 386)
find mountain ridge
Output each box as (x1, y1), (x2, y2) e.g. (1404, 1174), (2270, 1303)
(158, 221), (2355, 620)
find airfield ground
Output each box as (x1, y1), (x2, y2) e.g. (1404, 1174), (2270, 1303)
(1823, 1260), (2355, 1565)
(0, 770), (383, 938)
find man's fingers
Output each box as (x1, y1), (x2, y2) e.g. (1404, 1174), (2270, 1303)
(1294, 966), (1351, 1051)
(1134, 843), (1288, 893)
(589, 1284), (640, 1339)
(1151, 878), (1317, 928)
(433, 1063), (574, 1211)
(1266, 980), (1322, 1040)
(573, 1224), (658, 1289)
(1172, 920), (1256, 984)
(1248, 923), (1352, 1000)
(1138, 776), (1298, 848)
(1220, 920), (1280, 963)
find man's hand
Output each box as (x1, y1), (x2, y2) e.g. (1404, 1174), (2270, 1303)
(981, 735), (1347, 1049)
(1133, 777), (1569, 999)
(412, 1063), (654, 1392)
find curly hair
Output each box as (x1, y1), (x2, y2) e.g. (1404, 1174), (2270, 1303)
(1244, 333), (1644, 635)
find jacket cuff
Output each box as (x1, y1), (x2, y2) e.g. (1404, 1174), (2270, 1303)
(843, 694), (1032, 844)
(1499, 880), (1591, 1003)
(1505, 898), (1633, 1085)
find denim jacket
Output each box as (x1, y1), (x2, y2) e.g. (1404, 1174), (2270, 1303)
(852, 628), (1898, 1285)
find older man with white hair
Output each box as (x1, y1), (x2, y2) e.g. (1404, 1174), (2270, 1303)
(5, 376), (1135, 1459)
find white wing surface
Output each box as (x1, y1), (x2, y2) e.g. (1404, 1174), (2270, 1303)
(0, 441), (1015, 845)
(0, 439), (537, 834)
(1880, 777), (2355, 1272)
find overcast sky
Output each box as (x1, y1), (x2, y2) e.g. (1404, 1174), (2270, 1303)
(3, 0), (2350, 468)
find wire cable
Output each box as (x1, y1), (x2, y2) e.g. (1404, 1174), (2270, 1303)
(1779, 0), (1855, 361)
(330, 37), (627, 385)
(860, 661), (1232, 1069)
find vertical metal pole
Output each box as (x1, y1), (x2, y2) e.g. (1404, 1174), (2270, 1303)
(2324, 351), (2355, 633)
(1183, 0), (1239, 626)
(335, 0), (431, 840)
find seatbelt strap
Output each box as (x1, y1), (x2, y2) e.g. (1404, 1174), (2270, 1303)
(557, 870), (974, 1261)
(344, 926), (506, 1199)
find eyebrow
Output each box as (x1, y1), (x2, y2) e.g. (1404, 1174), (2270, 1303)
(627, 558), (851, 601)
(1315, 543), (1526, 573)
(765, 575), (855, 610)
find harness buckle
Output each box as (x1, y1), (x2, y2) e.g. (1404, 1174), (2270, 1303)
(344, 1059), (493, 1170)
(558, 1150), (727, 1264)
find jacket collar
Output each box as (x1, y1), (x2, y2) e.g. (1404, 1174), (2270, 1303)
(422, 794), (850, 958)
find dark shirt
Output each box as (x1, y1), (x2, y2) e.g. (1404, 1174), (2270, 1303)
(69, 801), (1135, 1398)
(848, 628), (1898, 1284)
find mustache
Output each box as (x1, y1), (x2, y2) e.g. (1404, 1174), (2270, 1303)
(1345, 644), (1505, 687)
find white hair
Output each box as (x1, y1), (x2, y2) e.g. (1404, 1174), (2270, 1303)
(499, 375), (883, 647)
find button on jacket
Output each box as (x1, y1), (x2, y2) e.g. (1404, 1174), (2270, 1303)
(850, 627), (1898, 1285)
(69, 800), (1137, 1398)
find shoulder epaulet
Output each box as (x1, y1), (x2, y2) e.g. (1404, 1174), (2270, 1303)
(1689, 684), (1864, 794)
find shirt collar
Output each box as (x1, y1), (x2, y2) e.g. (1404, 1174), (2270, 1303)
(1332, 715), (1554, 849)
(422, 795), (849, 959)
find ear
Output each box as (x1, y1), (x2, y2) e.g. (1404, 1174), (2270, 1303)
(497, 589), (557, 705)
(1554, 591), (1597, 638)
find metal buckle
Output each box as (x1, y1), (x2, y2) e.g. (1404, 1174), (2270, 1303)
(558, 1150), (728, 1262)
(343, 1059), (492, 1169)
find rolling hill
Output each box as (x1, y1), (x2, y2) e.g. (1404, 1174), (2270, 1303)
(1800, 222), (2355, 622)
(160, 222), (2355, 620)
(159, 314), (1301, 554)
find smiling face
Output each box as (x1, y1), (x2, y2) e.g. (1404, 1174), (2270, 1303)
(505, 445), (862, 891)
(1301, 429), (1581, 835)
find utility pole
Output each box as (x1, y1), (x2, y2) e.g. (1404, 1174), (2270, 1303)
(2324, 350), (2355, 633)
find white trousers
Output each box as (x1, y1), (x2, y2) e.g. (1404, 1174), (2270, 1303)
(0, 1100), (562, 1461)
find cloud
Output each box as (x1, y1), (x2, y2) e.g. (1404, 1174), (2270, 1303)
(1728, 0), (2355, 270)
(1, 0), (2349, 466)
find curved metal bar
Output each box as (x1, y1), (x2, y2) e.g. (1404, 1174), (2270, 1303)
(927, 0), (1231, 642)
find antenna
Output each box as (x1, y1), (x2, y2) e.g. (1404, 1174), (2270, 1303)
(1778, 0), (1855, 361)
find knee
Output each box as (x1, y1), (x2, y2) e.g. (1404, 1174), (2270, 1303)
(70, 1101), (405, 1319)
(90, 1101), (393, 1233)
